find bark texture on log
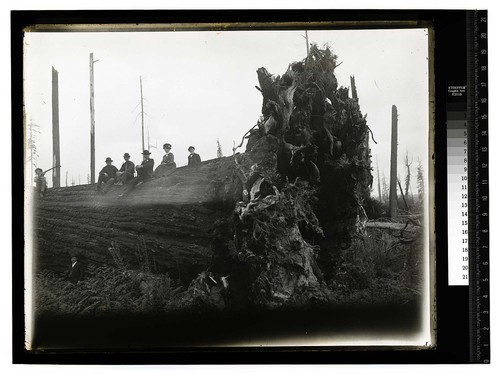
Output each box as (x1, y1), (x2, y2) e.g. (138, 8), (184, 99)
(247, 44), (371, 269)
(33, 157), (240, 285)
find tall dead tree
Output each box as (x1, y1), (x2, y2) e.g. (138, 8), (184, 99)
(350, 76), (358, 100)
(304, 30), (310, 56)
(140, 76), (145, 152)
(417, 158), (425, 204)
(389, 105), (398, 218)
(376, 157), (382, 203)
(404, 150), (413, 203)
(397, 176), (409, 211)
(89, 53), (97, 184)
(52, 67), (61, 188)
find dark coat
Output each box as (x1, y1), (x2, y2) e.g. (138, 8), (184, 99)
(99, 164), (118, 179)
(120, 160), (135, 175)
(34, 174), (47, 194)
(137, 158), (155, 181)
(188, 153), (201, 167)
(67, 261), (84, 284)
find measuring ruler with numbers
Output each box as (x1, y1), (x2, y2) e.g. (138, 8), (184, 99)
(467, 10), (490, 364)
(447, 10), (489, 363)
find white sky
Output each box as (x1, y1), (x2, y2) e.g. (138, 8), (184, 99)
(24, 28), (429, 193)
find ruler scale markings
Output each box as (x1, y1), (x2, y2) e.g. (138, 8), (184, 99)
(467, 10), (490, 364)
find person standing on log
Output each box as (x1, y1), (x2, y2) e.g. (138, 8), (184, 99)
(121, 150), (155, 196)
(116, 152), (135, 184)
(97, 157), (118, 194)
(67, 256), (84, 285)
(187, 146), (201, 167)
(154, 143), (176, 177)
(34, 168), (47, 198)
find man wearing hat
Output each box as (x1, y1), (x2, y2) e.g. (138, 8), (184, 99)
(154, 143), (176, 177)
(116, 152), (135, 184)
(187, 146), (201, 167)
(122, 150), (155, 195)
(97, 157), (118, 193)
(67, 255), (84, 285)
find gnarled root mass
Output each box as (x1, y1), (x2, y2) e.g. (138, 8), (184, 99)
(201, 45), (373, 309)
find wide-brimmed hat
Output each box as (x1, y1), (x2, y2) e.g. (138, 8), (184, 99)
(123, 153), (130, 158)
(142, 150), (151, 155)
(163, 143), (172, 149)
(188, 146), (195, 151)
(105, 157), (113, 162)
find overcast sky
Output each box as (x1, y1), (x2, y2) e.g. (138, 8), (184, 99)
(24, 28), (429, 192)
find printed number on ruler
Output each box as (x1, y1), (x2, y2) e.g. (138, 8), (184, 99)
(462, 121), (468, 282)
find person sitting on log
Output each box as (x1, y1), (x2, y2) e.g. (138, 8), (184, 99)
(97, 157), (118, 194)
(154, 143), (176, 177)
(122, 150), (155, 196)
(116, 152), (135, 185)
(187, 146), (201, 167)
(34, 168), (47, 198)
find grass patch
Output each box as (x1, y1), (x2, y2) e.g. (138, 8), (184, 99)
(328, 227), (423, 306)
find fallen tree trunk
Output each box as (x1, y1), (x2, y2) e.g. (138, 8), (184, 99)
(32, 156), (241, 285)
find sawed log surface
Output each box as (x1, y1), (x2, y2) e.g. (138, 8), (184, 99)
(32, 157), (239, 285)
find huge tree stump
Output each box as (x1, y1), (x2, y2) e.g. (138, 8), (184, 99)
(203, 44), (373, 308)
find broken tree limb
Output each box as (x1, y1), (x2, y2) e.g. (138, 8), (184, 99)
(397, 178), (409, 211)
(234, 123), (259, 152)
(365, 221), (418, 232)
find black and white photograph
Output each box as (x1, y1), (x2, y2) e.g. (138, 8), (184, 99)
(22, 22), (432, 350)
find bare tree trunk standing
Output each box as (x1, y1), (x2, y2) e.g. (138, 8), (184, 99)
(398, 177), (409, 211)
(404, 150), (413, 205)
(305, 30), (310, 56)
(89, 53), (96, 184)
(389, 105), (398, 218)
(52, 67), (60, 188)
(140, 76), (145, 152)
(29, 120), (33, 184)
(376, 158), (382, 203)
(350, 75), (358, 100)
(382, 172), (388, 204)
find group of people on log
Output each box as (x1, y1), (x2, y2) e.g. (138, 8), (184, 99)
(33, 143), (202, 198)
(96, 143), (202, 195)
